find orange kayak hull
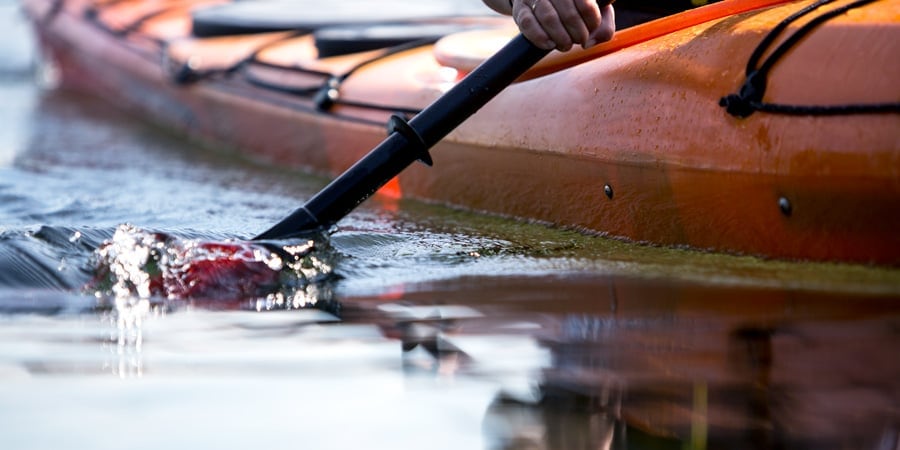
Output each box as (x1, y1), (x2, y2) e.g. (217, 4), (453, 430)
(25, 0), (900, 264)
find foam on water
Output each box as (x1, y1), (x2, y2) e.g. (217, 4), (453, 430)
(89, 224), (337, 307)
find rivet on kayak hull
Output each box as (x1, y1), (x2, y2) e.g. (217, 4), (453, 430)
(604, 184), (614, 200)
(778, 196), (792, 217)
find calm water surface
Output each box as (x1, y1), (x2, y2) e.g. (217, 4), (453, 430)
(1, 2), (899, 449)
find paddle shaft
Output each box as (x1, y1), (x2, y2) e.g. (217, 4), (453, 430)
(254, 34), (548, 240)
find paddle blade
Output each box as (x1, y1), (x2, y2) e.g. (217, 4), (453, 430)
(90, 224), (334, 303)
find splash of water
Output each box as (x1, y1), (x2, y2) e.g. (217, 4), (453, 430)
(89, 224), (335, 306)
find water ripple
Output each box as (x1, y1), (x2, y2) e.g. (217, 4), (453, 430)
(0, 226), (104, 290)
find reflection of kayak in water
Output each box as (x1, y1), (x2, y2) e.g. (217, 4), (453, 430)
(481, 307), (900, 449)
(23, 0), (900, 264)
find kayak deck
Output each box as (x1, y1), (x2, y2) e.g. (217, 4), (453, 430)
(24, 0), (900, 264)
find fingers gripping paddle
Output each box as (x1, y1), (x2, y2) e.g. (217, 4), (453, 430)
(253, 34), (549, 241)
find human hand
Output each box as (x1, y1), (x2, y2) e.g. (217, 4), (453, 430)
(511, 0), (615, 51)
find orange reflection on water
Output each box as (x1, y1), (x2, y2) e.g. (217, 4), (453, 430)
(344, 274), (900, 450)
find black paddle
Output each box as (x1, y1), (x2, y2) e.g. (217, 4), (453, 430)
(253, 33), (549, 241)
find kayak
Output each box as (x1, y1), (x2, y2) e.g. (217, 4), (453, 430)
(23, 0), (900, 264)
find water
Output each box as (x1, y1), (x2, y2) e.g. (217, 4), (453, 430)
(2, 1), (899, 449)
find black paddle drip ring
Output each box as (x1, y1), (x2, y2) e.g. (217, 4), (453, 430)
(387, 114), (433, 166)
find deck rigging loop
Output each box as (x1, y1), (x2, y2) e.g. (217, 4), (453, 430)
(78, 0), (432, 120)
(310, 36), (442, 113)
(165, 29), (431, 117)
(720, 0), (900, 117)
(166, 30), (312, 85)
